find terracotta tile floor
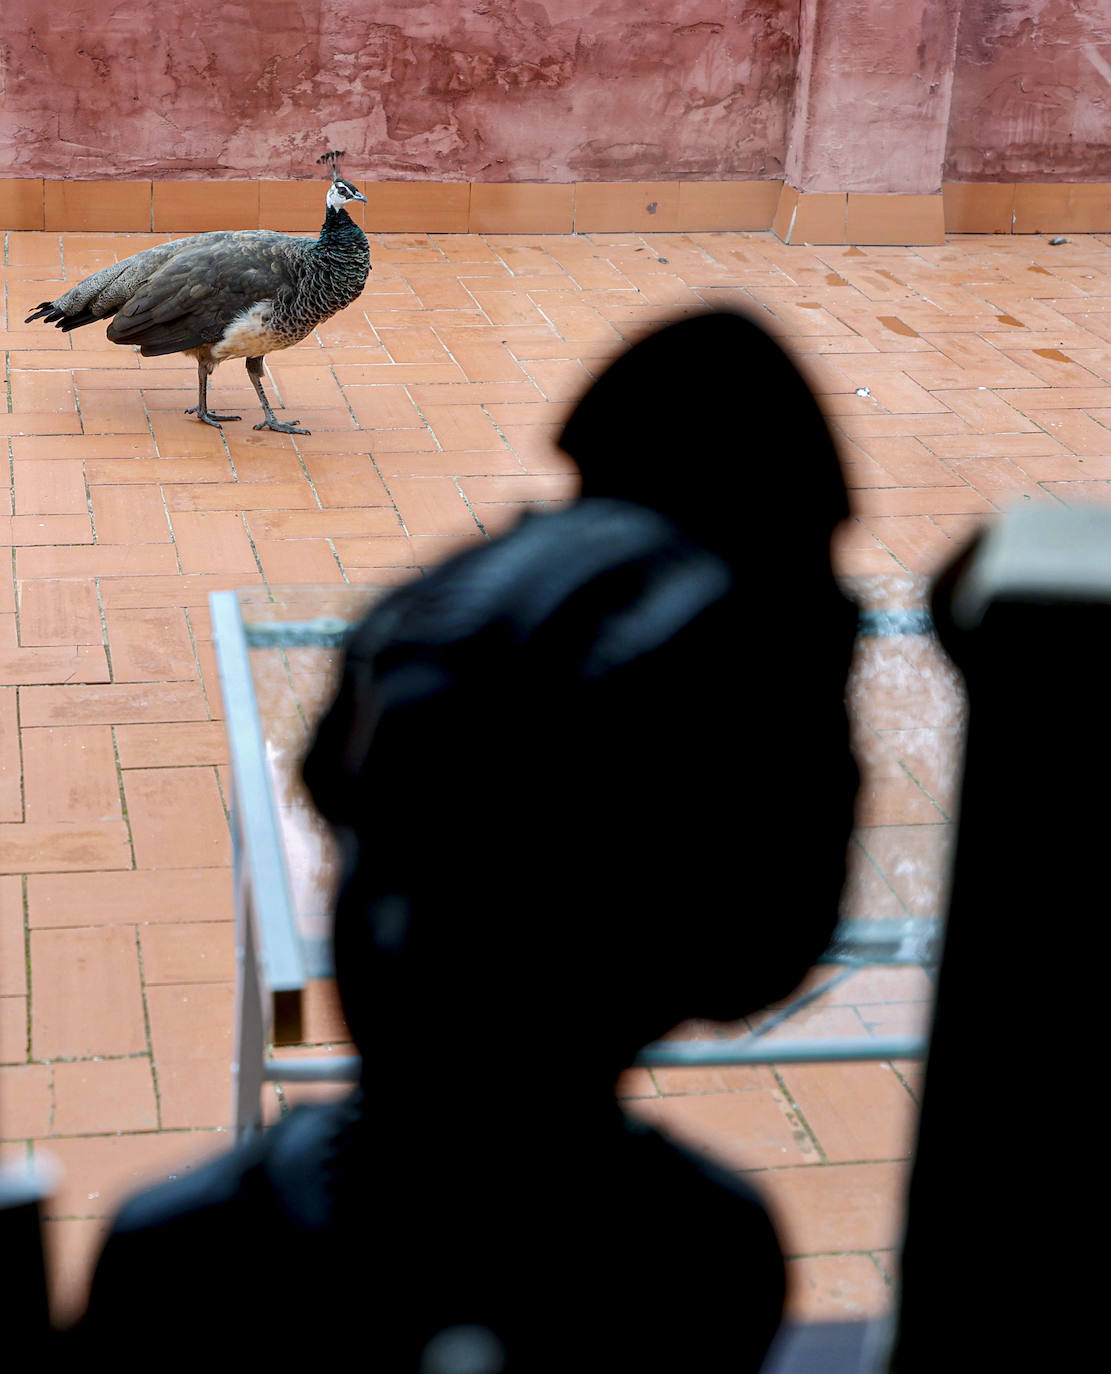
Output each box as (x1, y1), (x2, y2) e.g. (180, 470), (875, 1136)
(4, 225), (1111, 1329)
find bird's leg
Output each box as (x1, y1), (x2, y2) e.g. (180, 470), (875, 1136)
(184, 362), (241, 426)
(246, 356), (311, 435)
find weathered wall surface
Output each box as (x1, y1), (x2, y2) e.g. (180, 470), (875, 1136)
(1, 1), (799, 182)
(946, 0), (1111, 181)
(5, 2), (1110, 189)
(786, 0), (963, 194)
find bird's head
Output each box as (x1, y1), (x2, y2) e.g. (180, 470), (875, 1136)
(318, 150), (367, 213)
(326, 177), (368, 212)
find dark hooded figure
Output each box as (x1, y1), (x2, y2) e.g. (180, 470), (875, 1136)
(73, 311), (859, 1369)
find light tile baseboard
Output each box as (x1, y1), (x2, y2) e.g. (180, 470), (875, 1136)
(2, 177), (1109, 240)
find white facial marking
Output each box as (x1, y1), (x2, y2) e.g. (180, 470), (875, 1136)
(326, 179), (365, 211)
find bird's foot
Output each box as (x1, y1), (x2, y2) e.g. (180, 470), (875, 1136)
(254, 416), (312, 435)
(185, 407), (242, 427)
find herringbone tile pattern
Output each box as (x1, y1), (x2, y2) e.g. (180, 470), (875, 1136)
(4, 226), (1111, 1327)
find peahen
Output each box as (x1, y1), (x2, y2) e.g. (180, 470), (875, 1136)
(26, 152), (371, 435)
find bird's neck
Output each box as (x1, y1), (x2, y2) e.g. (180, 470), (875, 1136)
(310, 206), (371, 308)
(317, 205), (364, 250)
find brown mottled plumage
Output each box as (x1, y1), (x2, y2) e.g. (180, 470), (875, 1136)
(26, 159), (370, 434)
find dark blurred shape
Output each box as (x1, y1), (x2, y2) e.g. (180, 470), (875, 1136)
(71, 311), (858, 1367)
(892, 507), (1110, 1371)
(561, 309), (850, 564)
(419, 1324), (507, 1374)
(0, 1159), (55, 1339)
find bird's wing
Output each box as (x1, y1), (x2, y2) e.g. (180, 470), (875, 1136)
(105, 231), (304, 355)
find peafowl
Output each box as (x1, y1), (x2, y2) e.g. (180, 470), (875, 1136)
(26, 152), (371, 435)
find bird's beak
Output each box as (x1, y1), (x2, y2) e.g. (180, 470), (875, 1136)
(353, 190), (368, 203)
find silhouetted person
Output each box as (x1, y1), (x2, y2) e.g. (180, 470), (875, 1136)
(74, 311), (859, 1368)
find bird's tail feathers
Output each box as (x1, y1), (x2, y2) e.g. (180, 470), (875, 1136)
(25, 254), (143, 330)
(24, 302), (102, 331)
(24, 302), (62, 324)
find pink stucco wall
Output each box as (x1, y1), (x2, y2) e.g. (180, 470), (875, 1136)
(945, 0), (1111, 181)
(4, 3), (1109, 189)
(1, 1), (799, 182)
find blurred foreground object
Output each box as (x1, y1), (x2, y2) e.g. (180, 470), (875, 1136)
(893, 504), (1111, 1372)
(0, 1153), (60, 1338)
(74, 312), (859, 1368)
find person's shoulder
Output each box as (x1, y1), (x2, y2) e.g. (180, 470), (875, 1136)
(595, 1113), (786, 1346)
(108, 1103), (350, 1237)
(349, 498), (727, 673)
(108, 1138), (261, 1236)
(357, 501), (683, 630)
(619, 1111), (773, 1215)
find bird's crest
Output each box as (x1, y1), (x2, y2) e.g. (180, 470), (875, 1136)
(317, 150), (347, 184)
